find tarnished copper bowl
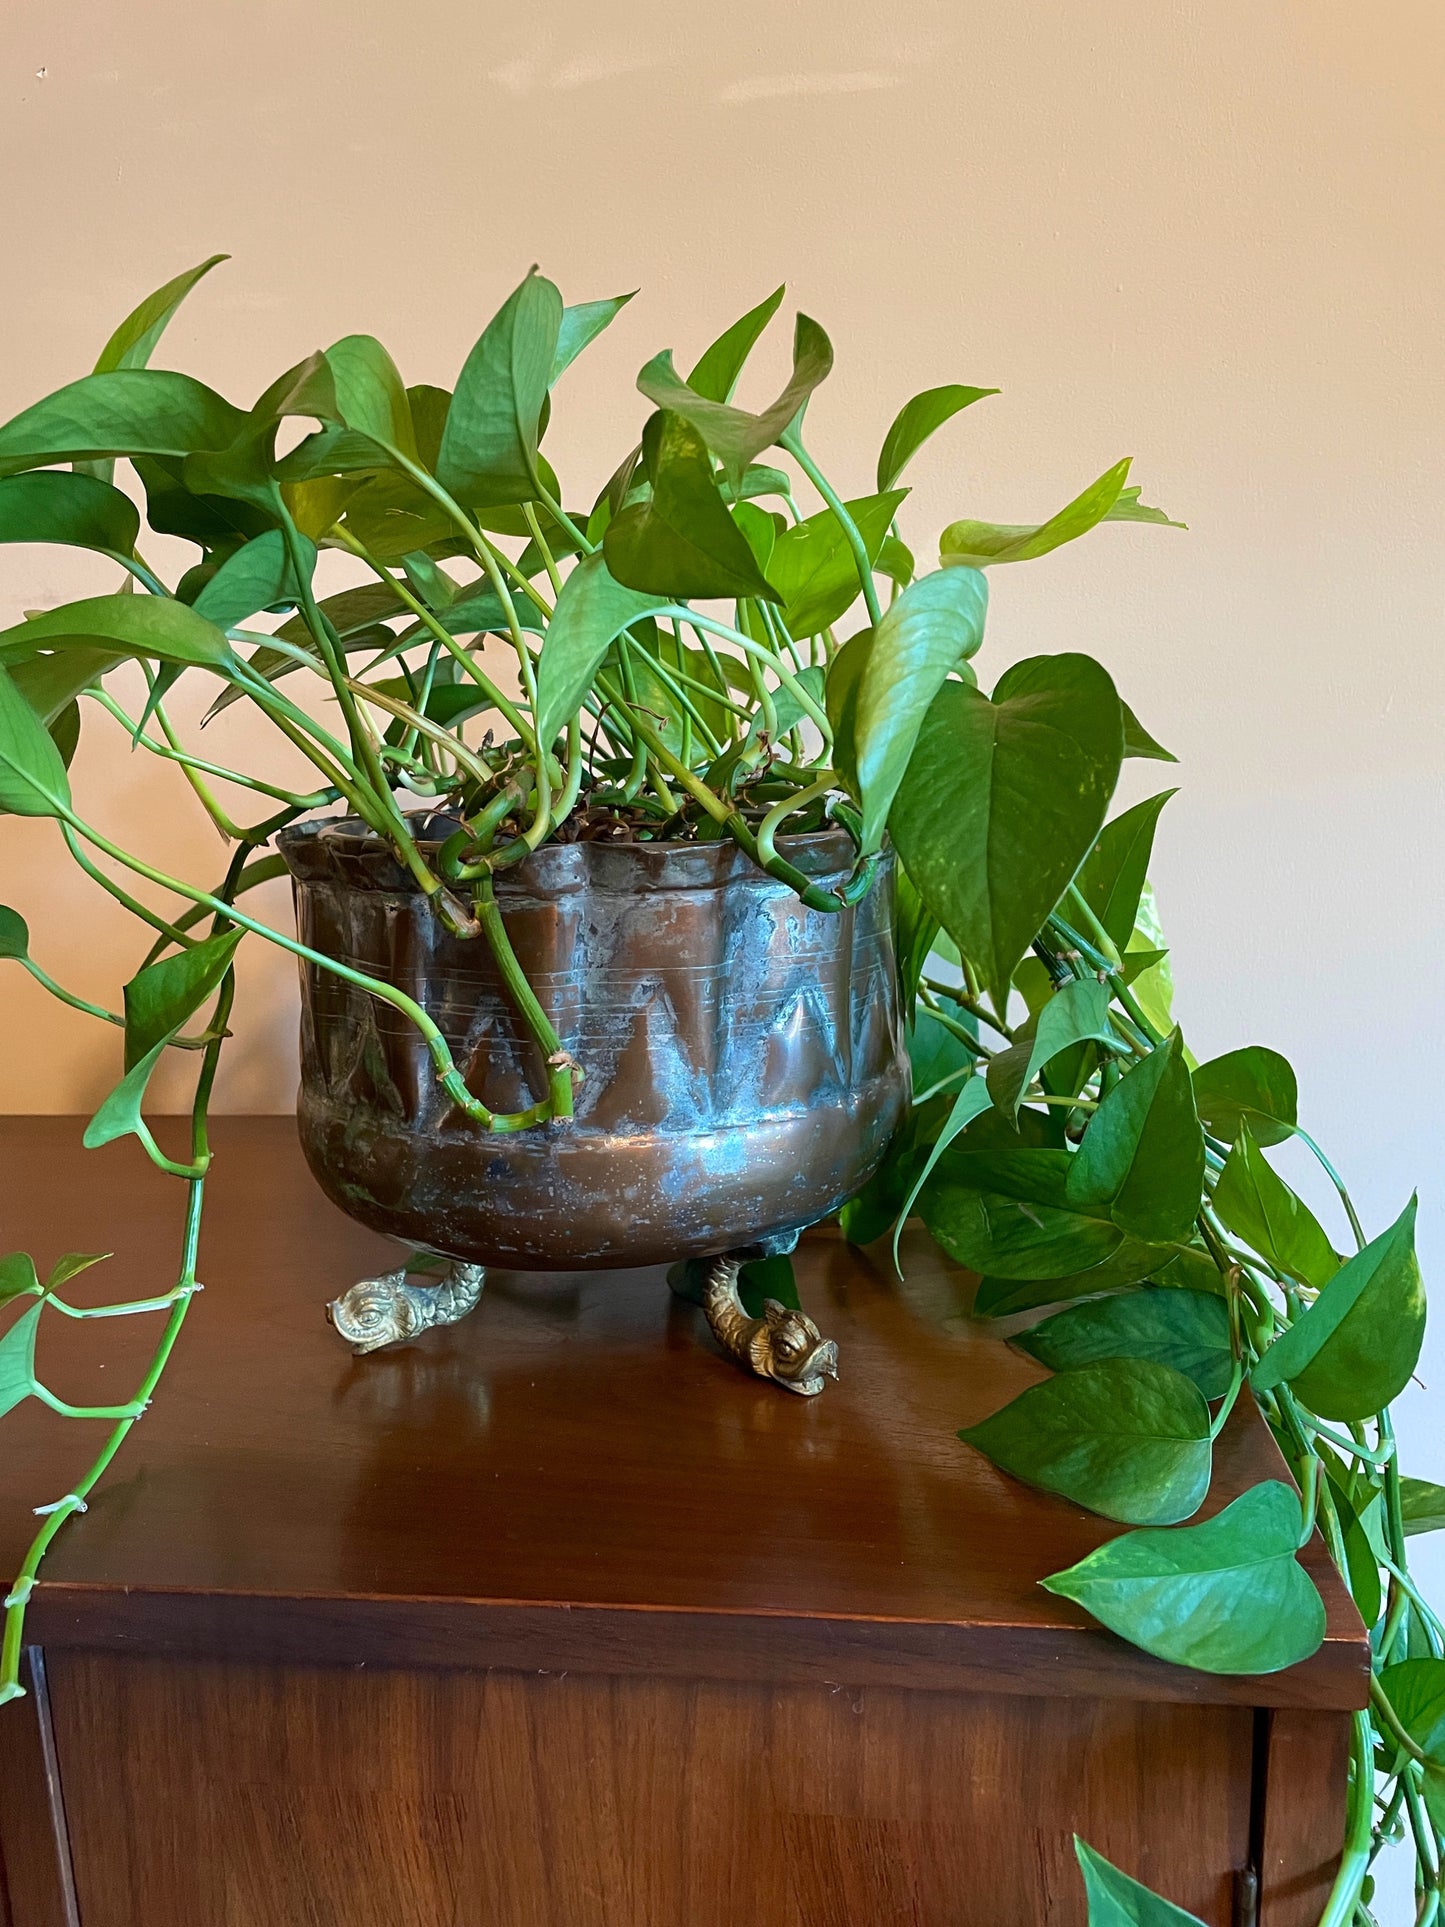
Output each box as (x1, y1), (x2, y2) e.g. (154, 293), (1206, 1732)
(277, 818), (909, 1271)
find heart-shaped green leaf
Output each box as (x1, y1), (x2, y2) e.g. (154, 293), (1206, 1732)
(987, 978), (1119, 1123)
(1378, 1661), (1445, 1831)
(1074, 1839), (1207, 1927)
(767, 489), (908, 637)
(0, 1301), (43, 1420)
(889, 1074), (995, 1274)
(876, 384), (999, 492)
(0, 370), (244, 478)
(122, 927), (244, 1070)
(93, 254), (229, 376)
(1401, 1479), (1445, 1537)
(959, 1357), (1212, 1525)
(1191, 1047), (1298, 1149)
(0, 1253), (41, 1304)
(534, 552), (667, 750)
(972, 1237), (1175, 1318)
(324, 335), (418, 460)
(891, 655), (1123, 1007)
(0, 666), (72, 817)
(636, 313), (833, 486)
(0, 595), (234, 671)
(1252, 1196), (1424, 1420)
(1074, 791), (1177, 953)
(924, 1147), (1128, 1280)
(940, 461), (1183, 568)
(1121, 701), (1177, 763)
(191, 530), (315, 630)
(437, 270), (563, 508)
(1212, 1128), (1337, 1288)
(0, 905), (30, 959)
(551, 292), (635, 385)
(9, 647), (123, 727)
(0, 471), (140, 555)
(1042, 1479), (1326, 1674)
(82, 1042), (170, 1150)
(685, 286), (786, 403)
(1066, 1032), (1204, 1244)
(1015, 1289), (1234, 1399)
(849, 569), (990, 856)
(603, 412), (779, 602)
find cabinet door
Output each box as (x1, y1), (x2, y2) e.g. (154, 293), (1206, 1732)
(45, 1652), (1259, 1927)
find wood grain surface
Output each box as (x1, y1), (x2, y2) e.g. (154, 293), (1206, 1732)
(0, 1116), (1367, 1711)
(46, 1651), (1253, 1927)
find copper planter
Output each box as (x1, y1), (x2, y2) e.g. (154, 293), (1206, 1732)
(278, 819), (909, 1272)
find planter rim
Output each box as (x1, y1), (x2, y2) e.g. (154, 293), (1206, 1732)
(277, 813), (872, 898)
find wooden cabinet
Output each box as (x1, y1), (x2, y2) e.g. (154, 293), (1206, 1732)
(0, 1119), (1366, 1926)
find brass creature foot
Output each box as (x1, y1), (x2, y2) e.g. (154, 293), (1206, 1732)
(701, 1253), (839, 1396)
(327, 1260), (485, 1354)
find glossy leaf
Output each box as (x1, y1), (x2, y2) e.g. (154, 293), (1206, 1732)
(987, 979), (1117, 1123)
(0, 1302), (42, 1420)
(0, 667), (72, 817)
(1067, 1032), (1204, 1244)
(551, 293), (635, 385)
(1015, 1289), (1234, 1399)
(767, 489), (907, 637)
(603, 412), (779, 603)
(0, 905), (29, 959)
(122, 927), (244, 1069)
(686, 287), (785, 403)
(959, 1358), (1212, 1526)
(876, 384), (998, 491)
(92, 254), (228, 375)
(0, 371), (243, 476)
(184, 353), (339, 512)
(535, 552), (665, 750)
(0, 595), (234, 670)
(1212, 1129), (1338, 1288)
(1191, 1047), (1297, 1149)
(636, 313), (833, 485)
(923, 1147), (1127, 1279)
(437, 269), (562, 507)
(1075, 1840), (1207, 1927)
(10, 647), (123, 725)
(1042, 1480), (1326, 1674)
(1074, 791), (1177, 953)
(191, 530), (315, 630)
(1121, 700), (1177, 763)
(0, 1253), (41, 1304)
(972, 1238), (1173, 1318)
(1378, 1660), (1445, 1831)
(1401, 1479), (1445, 1537)
(940, 461), (1183, 568)
(889, 1075), (995, 1272)
(0, 471), (139, 555)
(891, 656), (1123, 1007)
(82, 1041), (169, 1150)
(848, 569), (989, 855)
(1251, 1196), (1425, 1420)
(324, 335), (417, 460)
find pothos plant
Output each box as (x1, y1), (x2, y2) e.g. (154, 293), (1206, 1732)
(0, 256), (1437, 1925)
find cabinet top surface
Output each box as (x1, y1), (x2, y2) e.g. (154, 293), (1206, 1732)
(0, 1117), (1366, 1706)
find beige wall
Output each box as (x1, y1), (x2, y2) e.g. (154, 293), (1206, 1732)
(1, 0), (1443, 1897)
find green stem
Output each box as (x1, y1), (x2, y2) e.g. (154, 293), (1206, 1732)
(60, 823), (197, 949)
(1292, 1126), (1368, 1251)
(780, 427), (883, 626)
(1315, 1713), (1376, 1927)
(18, 957), (123, 1026)
(58, 808), (540, 1133)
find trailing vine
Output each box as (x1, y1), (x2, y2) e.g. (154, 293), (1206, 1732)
(0, 256), (1436, 1923)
